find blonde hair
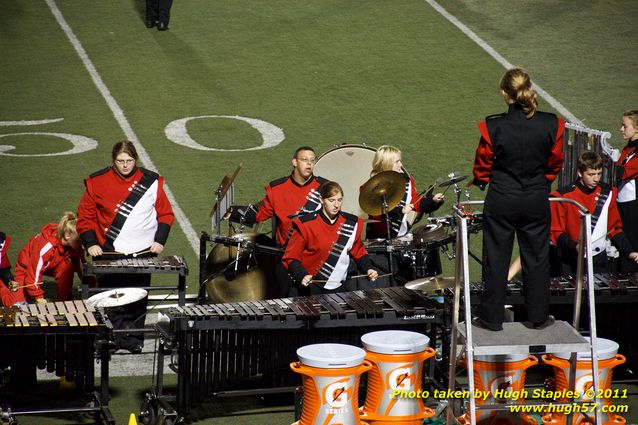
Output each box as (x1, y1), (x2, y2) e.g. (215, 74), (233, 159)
(623, 110), (638, 130)
(500, 68), (538, 119)
(371, 145), (401, 176)
(56, 211), (77, 239)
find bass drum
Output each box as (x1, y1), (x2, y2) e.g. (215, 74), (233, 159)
(314, 144), (377, 217)
(205, 233), (278, 303)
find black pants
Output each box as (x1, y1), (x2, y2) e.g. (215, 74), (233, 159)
(618, 200), (638, 273)
(146, 0), (173, 24)
(481, 188), (551, 326)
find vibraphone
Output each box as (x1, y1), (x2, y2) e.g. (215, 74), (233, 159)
(462, 274), (638, 375)
(463, 273), (638, 305)
(82, 255), (189, 305)
(151, 287), (443, 416)
(0, 300), (114, 424)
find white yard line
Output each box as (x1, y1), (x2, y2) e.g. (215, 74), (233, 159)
(46, 0), (200, 254)
(424, 0), (581, 125)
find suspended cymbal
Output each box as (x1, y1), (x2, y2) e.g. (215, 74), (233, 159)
(87, 288), (148, 308)
(206, 268), (268, 303)
(437, 173), (467, 187)
(359, 171), (405, 215)
(205, 232), (278, 302)
(405, 276), (456, 292)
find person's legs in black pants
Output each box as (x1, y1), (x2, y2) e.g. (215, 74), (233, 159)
(480, 189), (516, 330)
(516, 190), (551, 325)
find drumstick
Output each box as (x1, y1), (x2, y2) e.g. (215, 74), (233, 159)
(308, 273), (393, 284)
(10, 282), (44, 291)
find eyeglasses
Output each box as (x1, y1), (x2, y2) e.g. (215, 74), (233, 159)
(115, 159), (135, 165)
(296, 157), (316, 164)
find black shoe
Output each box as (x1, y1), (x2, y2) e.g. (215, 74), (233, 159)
(533, 315), (555, 330)
(127, 344), (143, 354)
(146, 19), (157, 28)
(157, 21), (169, 31)
(471, 317), (503, 331)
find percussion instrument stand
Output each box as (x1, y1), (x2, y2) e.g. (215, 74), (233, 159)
(381, 195), (395, 286)
(213, 185), (223, 236)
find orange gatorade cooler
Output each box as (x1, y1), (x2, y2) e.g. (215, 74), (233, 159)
(541, 337), (625, 425)
(458, 353), (538, 425)
(291, 343), (372, 425)
(359, 330), (436, 425)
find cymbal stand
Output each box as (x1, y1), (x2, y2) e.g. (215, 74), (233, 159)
(381, 195), (395, 286)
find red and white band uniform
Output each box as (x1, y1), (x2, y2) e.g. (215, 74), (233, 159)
(77, 167), (174, 254)
(0, 232), (14, 305)
(230, 174), (327, 247)
(0, 224), (83, 306)
(282, 211), (373, 292)
(616, 138), (638, 272)
(550, 181), (633, 272)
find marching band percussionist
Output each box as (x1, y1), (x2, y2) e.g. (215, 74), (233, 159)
(0, 213), (84, 306)
(366, 145), (444, 240)
(76, 140), (175, 353)
(472, 68), (565, 331)
(616, 110), (638, 273)
(282, 181), (378, 295)
(551, 151), (638, 275)
(365, 145), (444, 287)
(227, 146), (327, 247)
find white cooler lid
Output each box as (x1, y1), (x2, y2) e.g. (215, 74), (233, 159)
(553, 337), (619, 360)
(297, 344), (366, 368)
(86, 288), (148, 308)
(361, 330), (429, 354)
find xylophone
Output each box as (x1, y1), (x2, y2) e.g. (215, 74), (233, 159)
(153, 287), (443, 415)
(84, 255), (188, 276)
(82, 255), (189, 305)
(0, 300), (115, 423)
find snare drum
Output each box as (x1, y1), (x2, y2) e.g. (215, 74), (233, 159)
(314, 144), (377, 217)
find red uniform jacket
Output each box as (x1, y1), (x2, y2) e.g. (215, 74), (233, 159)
(282, 211), (372, 290)
(77, 167), (174, 254)
(231, 174), (327, 247)
(473, 106), (565, 190)
(550, 182), (631, 257)
(616, 140), (638, 202)
(13, 223), (84, 300)
(0, 232), (12, 284)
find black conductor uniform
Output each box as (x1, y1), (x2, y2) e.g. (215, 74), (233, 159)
(473, 103), (565, 329)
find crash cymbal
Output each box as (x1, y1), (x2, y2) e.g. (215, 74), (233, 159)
(359, 171), (405, 215)
(437, 173), (467, 187)
(405, 276), (456, 292)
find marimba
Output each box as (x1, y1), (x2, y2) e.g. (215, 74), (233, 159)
(150, 287), (443, 416)
(82, 255), (189, 305)
(0, 300), (114, 424)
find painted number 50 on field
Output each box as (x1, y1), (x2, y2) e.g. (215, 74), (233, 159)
(0, 116), (284, 156)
